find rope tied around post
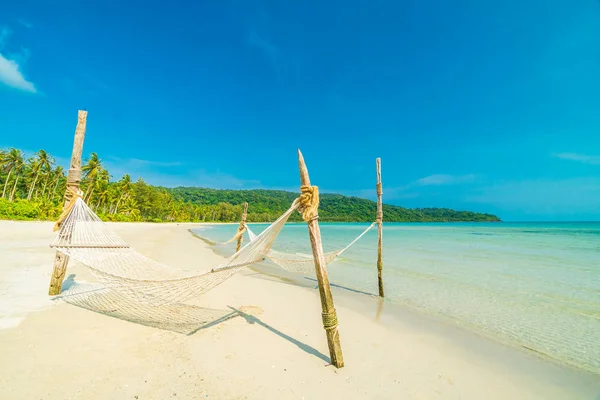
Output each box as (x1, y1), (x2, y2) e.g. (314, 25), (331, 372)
(233, 223), (247, 244)
(298, 185), (319, 222)
(322, 310), (339, 331)
(237, 221), (246, 233)
(53, 188), (83, 232)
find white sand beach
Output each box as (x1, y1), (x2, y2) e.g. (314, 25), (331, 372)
(0, 221), (598, 399)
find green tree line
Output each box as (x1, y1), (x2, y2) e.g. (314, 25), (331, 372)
(0, 148), (246, 223)
(0, 147), (500, 223)
(169, 189), (501, 222)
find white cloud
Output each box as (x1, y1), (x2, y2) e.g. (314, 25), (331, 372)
(246, 31), (284, 82)
(329, 185), (417, 201)
(324, 174), (478, 202)
(0, 26), (10, 49)
(8, 46), (30, 64)
(12, 152), (278, 191)
(553, 153), (600, 165)
(0, 25), (36, 93)
(102, 157), (260, 189)
(17, 19), (33, 29)
(107, 156), (182, 168)
(416, 174), (477, 186)
(247, 31), (278, 55)
(466, 178), (600, 218)
(126, 169), (261, 189)
(0, 53), (36, 92)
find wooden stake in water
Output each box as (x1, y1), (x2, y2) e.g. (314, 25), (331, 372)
(48, 110), (87, 295)
(376, 158), (384, 297)
(236, 202), (249, 253)
(297, 149), (344, 368)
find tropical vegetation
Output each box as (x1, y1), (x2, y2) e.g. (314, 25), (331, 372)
(170, 188), (501, 222)
(0, 147), (501, 223)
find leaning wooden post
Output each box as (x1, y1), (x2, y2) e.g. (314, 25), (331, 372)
(297, 149), (344, 368)
(48, 110), (87, 295)
(376, 158), (384, 297)
(236, 202), (249, 252)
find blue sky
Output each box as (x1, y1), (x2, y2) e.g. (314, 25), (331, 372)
(1, 0), (599, 221)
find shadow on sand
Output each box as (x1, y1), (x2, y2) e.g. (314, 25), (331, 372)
(304, 276), (376, 297)
(229, 306), (330, 364)
(54, 276), (239, 335)
(62, 273), (77, 291)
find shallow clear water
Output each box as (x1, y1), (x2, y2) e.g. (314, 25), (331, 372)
(193, 222), (600, 374)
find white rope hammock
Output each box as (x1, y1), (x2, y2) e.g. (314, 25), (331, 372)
(245, 222), (376, 273)
(59, 282), (238, 335)
(52, 196), (300, 306)
(50, 194), (373, 333)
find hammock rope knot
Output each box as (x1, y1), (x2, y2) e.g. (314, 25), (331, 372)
(299, 185), (319, 222)
(232, 224), (247, 245)
(53, 187), (83, 232)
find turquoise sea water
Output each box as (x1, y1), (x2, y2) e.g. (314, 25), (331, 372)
(193, 222), (600, 374)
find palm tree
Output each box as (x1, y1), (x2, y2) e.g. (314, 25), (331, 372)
(9, 158), (24, 201)
(0, 149), (5, 195)
(27, 150), (53, 201)
(113, 174), (132, 214)
(121, 196), (140, 218)
(82, 152), (103, 202)
(93, 168), (111, 210)
(1, 148), (24, 199)
(39, 162), (56, 199)
(49, 166), (65, 202)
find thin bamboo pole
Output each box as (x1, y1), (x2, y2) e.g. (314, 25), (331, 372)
(376, 158), (384, 297)
(48, 110), (87, 295)
(297, 149), (344, 368)
(236, 202), (249, 252)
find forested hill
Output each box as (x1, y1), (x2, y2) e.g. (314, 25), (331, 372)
(169, 187), (501, 223)
(0, 146), (499, 223)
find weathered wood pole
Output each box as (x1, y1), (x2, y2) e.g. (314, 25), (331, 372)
(375, 297), (384, 322)
(48, 110), (87, 295)
(376, 158), (384, 297)
(297, 149), (344, 368)
(236, 202), (249, 252)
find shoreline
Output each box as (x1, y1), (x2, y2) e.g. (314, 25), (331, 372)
(195, 226), (600, 378)
(0, 217), (506, 225)
(1, 221), (598, 399)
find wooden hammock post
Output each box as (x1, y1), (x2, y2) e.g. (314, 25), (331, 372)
(48, 110), (87, 295)
(297, 149), (344, 368)
(236, 202), (249, 252)
(376, 158), (384, 297)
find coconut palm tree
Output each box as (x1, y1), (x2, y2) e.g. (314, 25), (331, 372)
(9, 158), (25, 201)
(27, 150), (53, 201)
(39, 161), (57, 199)
(92, 168), (111, 211)
(121, 196), (140, 219)
(49, 166), (65, 202)
(82, 152), (103, 202)
(1, 148), (24, 199)
(113, 174), (132, 214)
(0, 149), (5, 194)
